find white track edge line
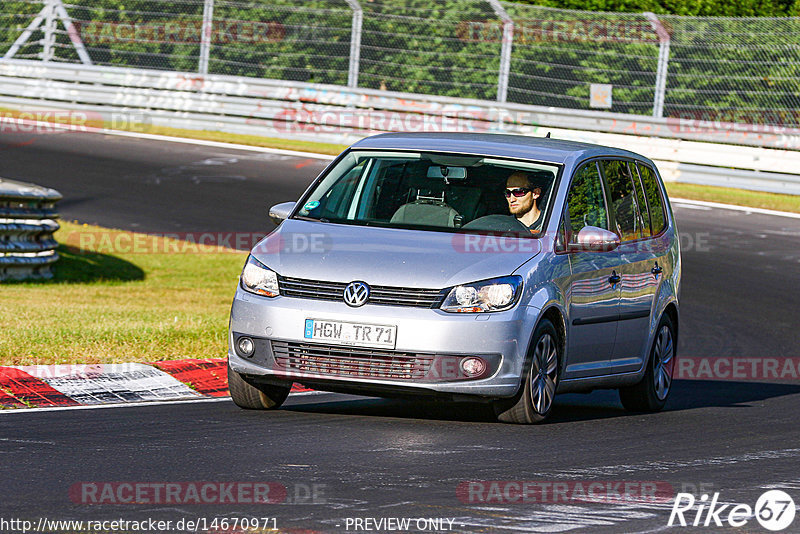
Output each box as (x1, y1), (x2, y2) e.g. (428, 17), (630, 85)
(671, 197), (800, 219)
(98, 128), (337, 160)
(5, 116), (335, 160)
(0, 390), (329, 415)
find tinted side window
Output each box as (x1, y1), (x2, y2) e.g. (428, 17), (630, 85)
(601, 160), (646, 242)
(565, 162), (608, 244)
(637, 163), (667, 234)
(632, 163), (653, 238)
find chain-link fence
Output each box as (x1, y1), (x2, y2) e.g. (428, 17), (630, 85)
(500, 4), (661, 115)
(2, 0), (799, 126)
(658, 14), (800, 124)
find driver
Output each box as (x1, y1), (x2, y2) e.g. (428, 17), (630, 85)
(505, 171), (544, 234)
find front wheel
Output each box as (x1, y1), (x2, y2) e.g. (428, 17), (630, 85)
(619, 314), (676, 412)
(495, 318), (560, 424)
(227, 364), (291, 410)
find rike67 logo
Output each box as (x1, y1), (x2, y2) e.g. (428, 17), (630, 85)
(669, 490), (796, 531)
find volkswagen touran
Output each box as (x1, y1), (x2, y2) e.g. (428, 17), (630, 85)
(227, 133), (680, 423)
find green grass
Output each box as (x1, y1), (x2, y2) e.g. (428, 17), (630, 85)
(142, 124), (348, 156)
(665, 183), (800, 213)
(0, 222), (246, 366)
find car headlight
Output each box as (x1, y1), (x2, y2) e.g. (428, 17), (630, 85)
(240, 255), (279, 297)
(440, 275), (522, 313)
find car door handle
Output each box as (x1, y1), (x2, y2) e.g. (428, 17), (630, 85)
(651, 263), (663, 276)
(608, 271), (621, 285)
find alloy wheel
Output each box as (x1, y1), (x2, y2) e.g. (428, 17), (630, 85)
(529, 333), (558, 414)
(653, 325), (674, 401)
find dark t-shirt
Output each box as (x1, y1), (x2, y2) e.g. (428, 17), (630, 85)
(525, 212), (543, 233)
(462, 213), (541, 236)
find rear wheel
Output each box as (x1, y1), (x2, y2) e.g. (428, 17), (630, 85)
(619, 314), (675, 412)
(495, 318), (560, 424)
(227, 364), (291, 410)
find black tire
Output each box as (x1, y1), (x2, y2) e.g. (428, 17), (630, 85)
(227, 364), (291, 410)
(495, 318), (561, 424)
(619, 314), (676, 413)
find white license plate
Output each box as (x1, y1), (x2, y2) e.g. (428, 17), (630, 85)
(303, 319), (397, 349)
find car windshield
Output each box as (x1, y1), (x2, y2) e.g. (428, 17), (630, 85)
(294, 150), (560, 237)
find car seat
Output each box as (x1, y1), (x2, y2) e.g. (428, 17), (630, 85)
(390, 189), (460, 227)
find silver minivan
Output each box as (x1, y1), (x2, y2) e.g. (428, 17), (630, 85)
(228, 133), (680, 423)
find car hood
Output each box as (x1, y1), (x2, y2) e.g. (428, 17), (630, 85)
(251, 219), (541, 289)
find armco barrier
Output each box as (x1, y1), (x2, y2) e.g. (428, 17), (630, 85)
(0, 177), (61, 281)
(0, 59), (799, 195)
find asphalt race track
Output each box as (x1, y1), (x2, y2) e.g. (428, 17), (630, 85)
(2, 130), (799, 533)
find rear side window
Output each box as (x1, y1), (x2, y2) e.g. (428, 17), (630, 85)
(631, 166), (652, 238)
(637, 163), (667, 235)
(601, 160), (647, 242)
(565, 161), (608, 244)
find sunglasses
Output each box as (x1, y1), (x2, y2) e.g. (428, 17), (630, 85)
(505, 187), (530, 198)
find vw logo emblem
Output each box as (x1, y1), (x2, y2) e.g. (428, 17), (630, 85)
(343, 281), (370, 307)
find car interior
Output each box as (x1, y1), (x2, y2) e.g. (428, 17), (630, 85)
(303, 155), (556, 233)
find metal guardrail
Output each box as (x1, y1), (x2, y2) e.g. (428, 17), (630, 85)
(0, 177), (61, 281)
(2, 59), (800, 151)
(0, 59), (798, 195)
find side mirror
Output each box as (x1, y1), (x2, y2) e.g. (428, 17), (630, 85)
(268, 202), (295, 226)
(568, 226), (620, 252)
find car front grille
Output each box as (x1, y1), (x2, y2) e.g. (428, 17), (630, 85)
(278, 276), (445, 309)
(271, 341), (435, 380)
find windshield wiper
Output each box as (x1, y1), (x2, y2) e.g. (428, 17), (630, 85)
(293, 215), (329, 223)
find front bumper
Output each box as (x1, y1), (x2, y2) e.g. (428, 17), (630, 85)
(228, 287), (541, 399)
